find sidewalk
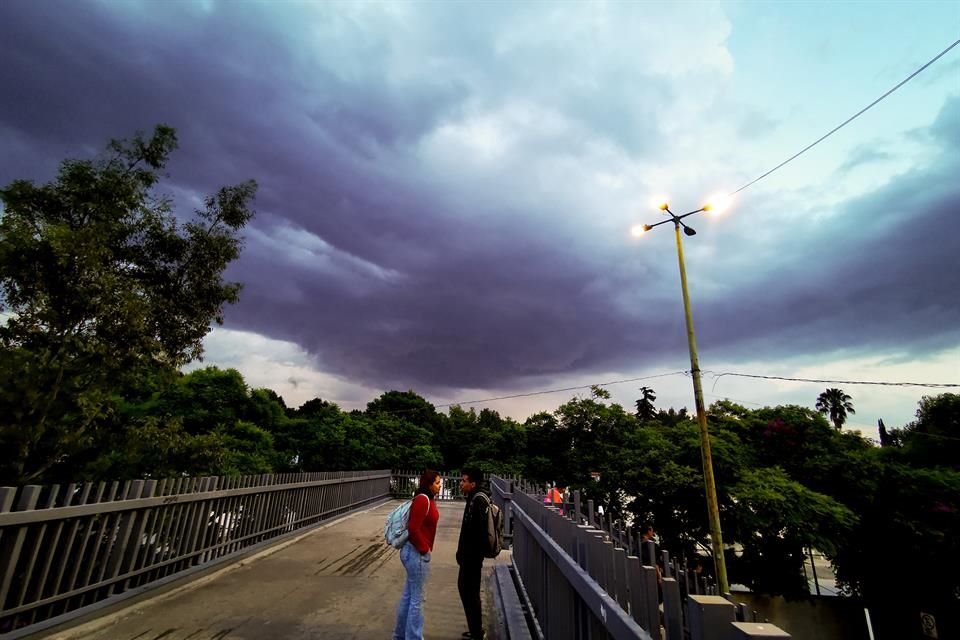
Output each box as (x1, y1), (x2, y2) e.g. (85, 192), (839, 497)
(45, 500), (507, 640)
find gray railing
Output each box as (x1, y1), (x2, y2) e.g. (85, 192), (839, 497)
(0, 470), (390, 638)
(390, 469), (471, 501)
(491, 477), (792, 640)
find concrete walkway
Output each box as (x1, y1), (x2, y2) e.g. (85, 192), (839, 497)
(46, 501), (508, 640)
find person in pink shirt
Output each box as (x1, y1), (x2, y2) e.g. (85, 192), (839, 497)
(393, 470), (441, 640)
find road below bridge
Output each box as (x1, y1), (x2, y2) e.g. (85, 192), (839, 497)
(44, 501), (507, 640)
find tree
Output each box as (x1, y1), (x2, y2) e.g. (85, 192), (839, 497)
(727, 467), (857, 597)
(590, 385), (611, 400)
(635, 386), (657, 422)
(897, 393), (960, 469)
(815, 388), (855, 430)
(0, 125), (257, 484)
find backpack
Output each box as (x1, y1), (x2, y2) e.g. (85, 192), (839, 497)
(385, 494), (428, 549)
(476, 493), (503, 559)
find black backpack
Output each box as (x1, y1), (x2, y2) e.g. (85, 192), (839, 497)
(476, 493), (503, 559)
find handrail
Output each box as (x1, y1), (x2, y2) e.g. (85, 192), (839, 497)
(0, 470), (391, 638)
(510, 495), (651, 640)
(0, 473), (391, 527)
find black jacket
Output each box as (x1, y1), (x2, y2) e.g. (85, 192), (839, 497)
(456, 486), (490, 565)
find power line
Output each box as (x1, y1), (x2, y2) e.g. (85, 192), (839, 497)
(435, 369), (957, 411)
(432, 371), (688, 409)
(903, 431), (960, 443)
(363, 369), (956, 416)
(710, 371), (960, 393)
(731, 37), (960, 195)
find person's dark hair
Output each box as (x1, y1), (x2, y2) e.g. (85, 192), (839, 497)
(640, 523), (655, 537)
(462, 467), (484, 485)
(417, 469), (440, 497)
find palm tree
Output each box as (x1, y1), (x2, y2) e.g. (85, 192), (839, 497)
(815, 388), (855, 430)
(635, 386), (657, 423)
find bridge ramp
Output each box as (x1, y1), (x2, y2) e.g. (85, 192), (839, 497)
(45, 501), (506, 640)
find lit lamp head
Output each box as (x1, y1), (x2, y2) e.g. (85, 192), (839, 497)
(703, 193), (732, 215)
(630, 224), (653, 237)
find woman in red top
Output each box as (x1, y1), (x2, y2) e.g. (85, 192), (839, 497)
(393, 470), (441, 640)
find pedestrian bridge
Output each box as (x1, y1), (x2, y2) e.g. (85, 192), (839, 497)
(0, 472), (790, 640)
(48, 500), (502, 640)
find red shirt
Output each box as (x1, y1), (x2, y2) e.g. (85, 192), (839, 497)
(408, 493), (439, 554)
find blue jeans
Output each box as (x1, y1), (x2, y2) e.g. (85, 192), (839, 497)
(393, 542), (431, 640)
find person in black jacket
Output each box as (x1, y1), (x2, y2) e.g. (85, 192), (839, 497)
(456, 468), (489, 640)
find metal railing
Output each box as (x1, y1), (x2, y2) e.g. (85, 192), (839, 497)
(0, 470), (390, 638)
(491, 477), (792, 640)
(390, 470), (470, 501)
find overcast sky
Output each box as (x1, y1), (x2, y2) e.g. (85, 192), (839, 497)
(2, 0), (958, 437)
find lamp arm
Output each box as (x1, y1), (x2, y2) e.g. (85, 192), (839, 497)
(677, 208), (707, 221)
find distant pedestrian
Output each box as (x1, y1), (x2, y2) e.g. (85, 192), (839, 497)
(457, 468), (490, 640)
(547, 485), (563, 505)
(683, 556), (707, 597)
(548, 485), (567, 515)
(393, 470), (442, 640)
(639, 523), (662, 583)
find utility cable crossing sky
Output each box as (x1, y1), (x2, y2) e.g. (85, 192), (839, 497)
(423, 370), (959, 411)
(2, 2), (957, 428)
(730, 37), (960, 196)
(446, 38), (960, 418)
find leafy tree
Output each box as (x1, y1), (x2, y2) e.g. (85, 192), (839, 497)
(815, 387), (855, 430)
(364, 391), (443, 469)
(523, 411), (570, 484)
(205, 420), (276, 475)
(727, 467), (857, 597)
(552, 396), (643, 518)
(0, 125), (256, 484)
(590, 385), (611, 400)
(656, 406), (690, 427)
(831, 461), (960, 637)
(160, 367), (252, 434)
(896, 393), (960, 469)
(634, 386), (657, 422)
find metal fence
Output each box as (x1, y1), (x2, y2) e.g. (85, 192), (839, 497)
(390, 469), (468, 501)
(0, 470), (390, 638)
(491, 477), (792, 640)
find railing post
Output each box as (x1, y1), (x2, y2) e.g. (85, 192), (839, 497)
(730, 622), (791, 638)
(506, 481), (515, 546)
(0, 486), (41, 610)
(687, 594), (736, 640)
(662, 578), (683, 639)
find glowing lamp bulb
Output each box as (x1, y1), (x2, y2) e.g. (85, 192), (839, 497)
(704, 193), (732, 214)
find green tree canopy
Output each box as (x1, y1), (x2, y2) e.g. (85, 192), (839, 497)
(0, 125), (256, 484)
(897, 393), (960, 469)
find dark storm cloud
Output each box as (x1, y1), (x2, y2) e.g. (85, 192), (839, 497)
(1, 1), (956, 395)
(694, 96), (960, 362)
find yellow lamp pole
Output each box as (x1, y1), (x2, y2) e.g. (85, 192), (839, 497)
(633, 198), (730, 594)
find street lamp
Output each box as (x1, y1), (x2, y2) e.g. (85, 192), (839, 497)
(632, 196), (731, 595)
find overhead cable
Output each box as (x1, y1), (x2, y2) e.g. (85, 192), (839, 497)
(710, 371), (960, 393)
(731, 37), (960, 195)
(432, 371), (688, 409)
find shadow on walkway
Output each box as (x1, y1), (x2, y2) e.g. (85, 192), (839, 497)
(44, 501), (507, 640)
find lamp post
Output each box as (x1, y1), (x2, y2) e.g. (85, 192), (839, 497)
(633, 197), (730, 594)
